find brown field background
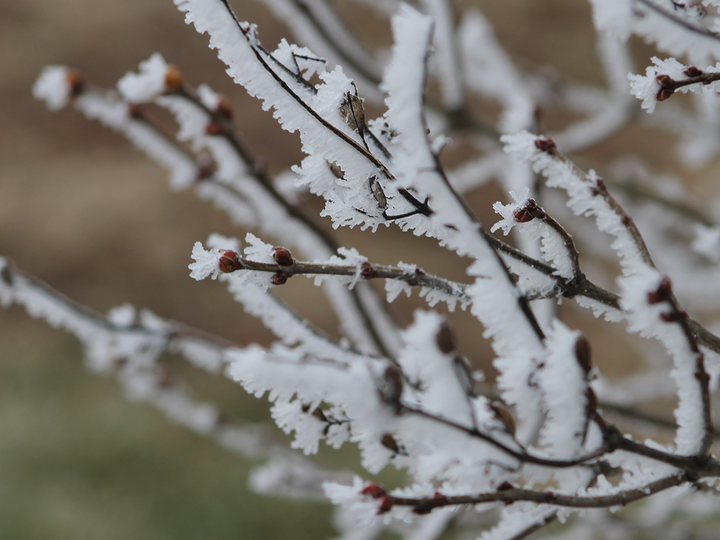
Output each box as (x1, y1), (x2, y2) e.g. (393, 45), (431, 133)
(1, 1), (718, 539)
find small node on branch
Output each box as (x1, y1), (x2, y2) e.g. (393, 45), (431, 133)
(215, 95), (233, 119)
(164, 65), (184, 93)
(360, 484), (387, 499)
(513, 199), (540, 223)
(647, 276), (672, 304)
(271, 272), (290, 285)
(218, 250), (241, 273)
(435, 322), (456, 354)
(205, 122), (224, 136)
(380, 432), (401, 454)
(575, 335), (593, 376)
(684, 66), (703, 77)
(377, 495), (393, 514)
(534, 137), (557, 153)
(196, 154), (217, 181)
(272, 246), (294, 266)
(66, 69), (84, 99)
(655, 75), (675, 101)
(377, 365), (404, 411)
(127, 103), (144, 120)
(497, 481), (514, 492)
(360, 262), (378, 280)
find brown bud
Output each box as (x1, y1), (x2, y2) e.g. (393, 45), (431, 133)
(66, 69), (85, 99)
(490, 403), (516, 436)
(214, 408), (232, 427)
(205, 122), (224, 136)
(215, 96), (233, 119)
(435, 322), (456, 354)
(197, 154), (217, 180)
(218, 250), (241, 273)
(271, 272), (290, 285)
(377, 495), (393, 514)
(574, 335), (592, 375)
(497, 481), (514, 492)
(656, 87), (674, 102)
(361, 484), (387, 499)
(377, 365), (404, 410)
(661, 310), (685, 323)
(647, 276), (672, 304)
(534, 137), (557, 153)
(164, 65), (184, 93)
(127, 103), (144, 119)
(656, 74), (674, 87)
(513, 207), (534, 223)
(360, 261), (378, 280)
(684, 66), (703, 77)
(380, 432), (400, 454)
(272, 246), (294, 266)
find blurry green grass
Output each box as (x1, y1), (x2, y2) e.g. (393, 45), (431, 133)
(0, 317), (338, 540)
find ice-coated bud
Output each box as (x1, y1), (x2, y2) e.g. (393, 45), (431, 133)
(435, 321), (455, 353)
(215, 96), (233, 119)
(380, 432), (400, 454)
(271, 272), (290, 285)
(647, 276), (672, 304)
(377, 495), (393, 514)
(164, 65), (184, 93)
(377, 365), (404, 410)
(360, 262), (378, 280)
(574, 335), (592, 375)
(513, 207), (534, 223)
(272, 246), (293, 266)
(360, 484), (387, 498)
(684, 66), (703, 77)
(218, 250), (241, 273)
(534, 137), (557, 153)
(205, 122), (224, 136)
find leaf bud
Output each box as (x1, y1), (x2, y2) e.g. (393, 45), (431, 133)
(380, 432), (400, 454)
(218, 250), (241, 273)
(377, 495), (393, 514)
(435, 322), (456, 353)
(164, 65), (184, 93)
(272, 246), (294, 266)
(574, 335), (592, 375)
(360, 261), (378, 280)
(684, 66), (703, 77)
(647, 276), (672, 304)
(205, 122), (224, 136)
(66, 69), (85, 99)
(377, 365), (404, 411)
(361, 484), (387, 499)
(534, 137), (557, 153)
(215, 95), (233, 119)
(271, 272), (290, 285)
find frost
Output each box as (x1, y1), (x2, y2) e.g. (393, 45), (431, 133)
(33, 66), (74, 110)
(117, 52), (169, 103)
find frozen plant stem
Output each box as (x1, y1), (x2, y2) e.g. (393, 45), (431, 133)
(16, 1), (720, 539)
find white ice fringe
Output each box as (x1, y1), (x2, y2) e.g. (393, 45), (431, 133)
(620, 268), (708, 455)
(33, 66), (74, 110)
(502, 131), (648, 277)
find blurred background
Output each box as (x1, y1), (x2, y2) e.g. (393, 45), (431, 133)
(1, 1), (717, 539)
